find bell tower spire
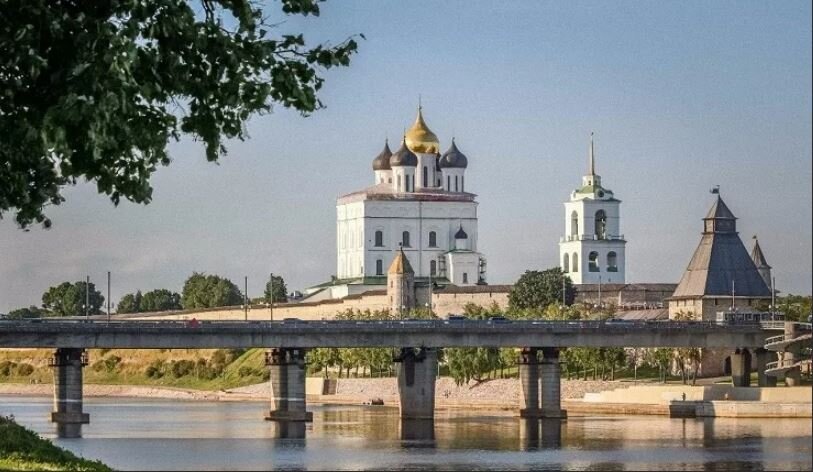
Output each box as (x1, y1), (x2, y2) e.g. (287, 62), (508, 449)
(589, 131), (595, 176)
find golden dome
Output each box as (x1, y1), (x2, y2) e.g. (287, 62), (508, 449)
(405, 108), (440, 154)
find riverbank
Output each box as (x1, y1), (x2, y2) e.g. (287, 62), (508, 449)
(0, 416), (111, 471)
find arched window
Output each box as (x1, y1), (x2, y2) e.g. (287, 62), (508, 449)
(376, 259), (383, 276)
(428, 231), (437, 247)
(423, 167), (428, 188)
(589, 251), (600, 272)
(402, 231), (411, 248)
(595, 210), (607, 240)
(430, 260), (437, 276)
(447, 175), (451, 191)
(607, 252), (618, 272)
(563, 253), (570, 273)
(461, 176), (465, 192)
(374, 230), (383, 247)
(397, 175), (402, 192)
(571, 211), (579, 238)
(455, 175), (459, 192)
(572, 253), (578, 272)
(462, 273), (468, 284)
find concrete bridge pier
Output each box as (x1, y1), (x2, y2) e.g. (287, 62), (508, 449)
(50, 348), (89, 438)
(783, 323), (802, 387)
(394, 347), (437, 420)
(755, 348), (776, 387)
(539, 348), (566, 418)
(265, 348), (312, 422)
(518, 348), (540, 418)
(730, 348), (752, 387)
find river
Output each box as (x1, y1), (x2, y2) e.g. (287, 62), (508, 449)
(1, 396), (811, 471)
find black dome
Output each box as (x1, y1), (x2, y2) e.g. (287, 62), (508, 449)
(372, 141), (392, 171)
(390, 138), (418, 167)
(454, 225), (468, 239)
(439, 139), (468, 169)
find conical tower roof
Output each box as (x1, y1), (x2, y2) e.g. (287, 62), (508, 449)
(672, 196), (770, 299)
(750, 236), (771, 269)
(388, 248), (414, 274)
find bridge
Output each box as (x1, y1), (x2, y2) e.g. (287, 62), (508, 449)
(0, 319), (783, 438)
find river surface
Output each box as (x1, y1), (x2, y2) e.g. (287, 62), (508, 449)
(1, 395), (811, 471)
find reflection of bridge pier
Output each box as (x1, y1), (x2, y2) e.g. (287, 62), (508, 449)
(400, 419), (435, 444)
(519, 418), (564, 450)
(50, 348), (89, 438)
(265, 348), (312, 422)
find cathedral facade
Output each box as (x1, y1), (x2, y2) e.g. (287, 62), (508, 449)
(334, 108), (486, 294)
(559, 134), (626, 284)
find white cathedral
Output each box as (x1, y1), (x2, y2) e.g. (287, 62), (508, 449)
(559, 134), (626, 284)
(325, 107), (486, 298)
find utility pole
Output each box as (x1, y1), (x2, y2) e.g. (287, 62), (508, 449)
(731, 279), (736, 311)
(244, 276), (248, 321)
(107, 271), (111, 323)
(598, 275), (602, 311)
(85, 275), (90, 321)
(771, 276), (776, 318)
(269, 273), (274, 321)
(562, 275), (566, 307)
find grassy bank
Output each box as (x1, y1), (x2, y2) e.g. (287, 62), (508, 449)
(0, 416), (111, 471)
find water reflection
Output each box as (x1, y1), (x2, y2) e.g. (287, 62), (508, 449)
(269, 421), (307, 440)
(518, 419), (563, 450)
(400, 419), (435, 445)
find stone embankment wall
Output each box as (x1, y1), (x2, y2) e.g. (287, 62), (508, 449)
(582, 385), (813, 404)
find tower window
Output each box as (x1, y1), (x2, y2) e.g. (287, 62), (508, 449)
(462, 273), (468, 284)
(402, 231), (411, 248)
(397, 175), (402, 192)
(455, 175), (459, 192)
(563, 253), (570, 273)
(595, 210), (607, 240)
(462, 176), (465, 192)
(374, 230), (383, 247)
(571, 211), (579, 238)
(607, 252), (618, 272)
(572, 253), (579, 273)
(423, 166), (428, 188)
(589, 252), (600, 272)
(430, 260), (437, 276)
(428, 231), (437, 247)
(376, 259), (383, 276)
(447, 175), (450, 191)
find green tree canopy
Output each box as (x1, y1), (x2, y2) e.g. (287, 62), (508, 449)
(264, 274), (288, 303)
(117, 291), (142, 314)
(41, 281), (104, 317)
(6, 305), (47, 319)
(0, 0), (360, 228)
(181, 272), (242, 309)
(508, 268), (575, 311)
(118, 289), (181, 313)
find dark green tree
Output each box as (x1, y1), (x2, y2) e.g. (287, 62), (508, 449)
(0, 0), (360, 228)
(140, 289), (182, 312)
(508, 268), (575, 311)
(117, 290), (142, 314)
(41, 281), (104, 317)
(6, 305), (47, 319)
(264, 274), (288, 303)
(181, 272), (242, 309)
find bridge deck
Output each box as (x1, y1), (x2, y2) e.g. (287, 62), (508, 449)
(0, 320), (769, 349)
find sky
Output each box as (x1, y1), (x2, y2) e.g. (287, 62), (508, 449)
(1, 1), (811, 312)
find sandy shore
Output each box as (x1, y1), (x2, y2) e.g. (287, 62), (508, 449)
(0, 378), (622, 406)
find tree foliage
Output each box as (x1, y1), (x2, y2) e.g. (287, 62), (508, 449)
(181, 272), (242, 309)
(41, 281), (104, 316)
(118, 288), (181, 313)
(6, 305), (47, 319)
(508, 268), (575, 310)
(0, 0), (360, 227)
(264, 273), (288, 303)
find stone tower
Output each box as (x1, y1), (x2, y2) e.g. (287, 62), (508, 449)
(388, 247), (415, 316)
(750, 235), (772, 290)
(559, 133), (626, 284)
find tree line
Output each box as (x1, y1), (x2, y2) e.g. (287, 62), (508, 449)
(5, 272), (287, 318)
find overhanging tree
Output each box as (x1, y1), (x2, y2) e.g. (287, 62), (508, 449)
(0, 0), (360, 228)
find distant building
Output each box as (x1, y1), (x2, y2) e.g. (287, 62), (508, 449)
(575, 283), (677, 308)
(559, 134), (626, 284)
(667, 193), (772, 320)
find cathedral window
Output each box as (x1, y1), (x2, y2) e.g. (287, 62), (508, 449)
(462, 273), (468, 284)
(572, 253), (578, 272)
(455, 175), (459, 192)
(462, 176), (465, 192)
(571, 211), (579, 237)
(423, 167), (428, 188)
(376, 259), (383, 276)
(563, 253), (570, 273)
(374, 231), (383, 247)
(397, 175), (402, 192)
(589, 252), (600, 272)
(447, 175), (451, 191)
(430, 260), (437, 276)
(595, 210), (607, 240)
(607, 252), (618, 272)
(402, 231), (411, 248)
(429, 231), (437, 247)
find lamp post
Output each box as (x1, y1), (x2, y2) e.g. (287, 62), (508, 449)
(268, 273), (274, 321)
(244, 276), (248, 321)
(107, 271), (111, 323)
(85, 275), (90, 321)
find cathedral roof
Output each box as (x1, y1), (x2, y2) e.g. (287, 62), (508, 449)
(440, 139), (468, 169)
(390, 138), (418, 167)
(388, 248), (414, 274)
(750, 236), (771, 269)
(337, 183), (477, 204)
(405, 107), (440, 154)
(454, 225), (468, 239)
(670, 197), (771, 299)
(372, 140), (392, 171)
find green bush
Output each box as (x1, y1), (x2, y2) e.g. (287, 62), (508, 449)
(0, 361), (17, 376)
(170, 360), (196, 378)
(145, 360), (165, 379)
(103, 355), (121, 372)
(15, 363), (35, 376)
